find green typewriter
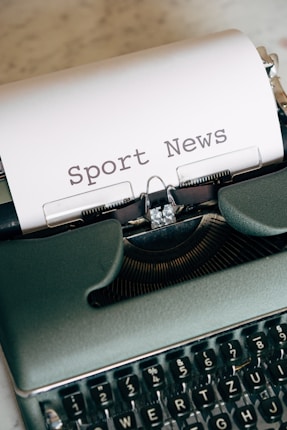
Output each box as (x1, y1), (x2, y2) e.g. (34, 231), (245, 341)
(0, 30), (287, 430)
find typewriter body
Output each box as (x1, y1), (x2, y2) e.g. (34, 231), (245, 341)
(0, 30), (287, 430)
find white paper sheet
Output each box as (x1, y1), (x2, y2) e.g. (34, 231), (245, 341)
(0, 30), (283, 233)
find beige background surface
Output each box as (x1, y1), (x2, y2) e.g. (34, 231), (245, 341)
(1, 0), (287, 86)
(0, 1), (287, 429)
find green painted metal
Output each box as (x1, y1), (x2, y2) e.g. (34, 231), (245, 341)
(0, 220), (123, 391)
(218, 167), (287, 236)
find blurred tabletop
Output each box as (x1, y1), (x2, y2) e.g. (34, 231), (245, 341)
(1, 0), (287, 429)
(1, 0), (287, 86)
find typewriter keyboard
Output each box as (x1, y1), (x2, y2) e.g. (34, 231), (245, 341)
(39, 312), (287, 430)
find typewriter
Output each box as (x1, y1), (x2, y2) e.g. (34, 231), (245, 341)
(0, 30), (287, 430)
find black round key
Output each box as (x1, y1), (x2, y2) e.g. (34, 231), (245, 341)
(246, 332), (269, 356)
(195, 349), (217, 373)
(114, 411), (137, 430)
(209, 413), (232, 430)
(141, 403), (163, 429)
(167, 392), (191, 419)
(118, 374), (140, 400)
(90, 381), (113, 407)
(218, 375), (242, 402)
(243, 367), (266, 392)
(260, 397), (283, 423)
(234, 405), (257, 429)
(170, 356), (192, 382)
(269, 359), (287, 385)
(143, 364), (165, 390)
(270, 324), (287, 349)
(62, 391), (86, 420)
(220, 340), (243, 364)
(192, 384), (215, 410)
